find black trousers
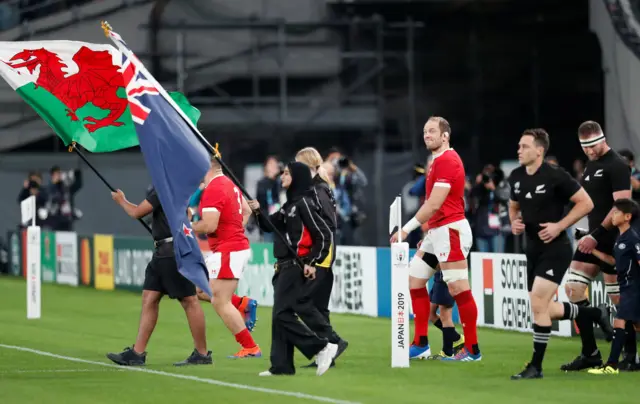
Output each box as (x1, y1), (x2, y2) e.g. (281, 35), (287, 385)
(269, 260), (328, 375)
(297, 267), (340, 343)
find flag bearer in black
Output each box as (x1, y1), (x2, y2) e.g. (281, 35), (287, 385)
(295, 146), (349, 368)
(562, 121), (633, 372)
(507, 129), (612, 380)
(588, 199), (640, 375)
(248, 162), (338, 376)
(106, 187), (211, 367)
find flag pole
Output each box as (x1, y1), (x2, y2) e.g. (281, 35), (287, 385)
(101, 21), (306, 269)
(69, 142), (153, 235)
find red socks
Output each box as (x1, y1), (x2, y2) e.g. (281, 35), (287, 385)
(454, 289), (478, 352)
(234, 328), (257, 349)
(231, 294), (243, 309)
(410, 288), (430, 346)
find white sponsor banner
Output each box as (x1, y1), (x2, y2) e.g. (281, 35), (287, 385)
(238, 245), (378, 317)
(55, 231), (78, 286)
(330, 246), (378, 316)
(470, 252), (572, 337)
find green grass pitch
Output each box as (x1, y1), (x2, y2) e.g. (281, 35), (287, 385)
(0, 277), (634, 404)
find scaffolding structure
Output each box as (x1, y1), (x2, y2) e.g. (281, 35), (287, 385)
(144, 17), (423, 239)
(144, 17), (422, 142)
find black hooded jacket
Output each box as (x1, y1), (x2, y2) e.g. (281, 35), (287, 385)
(256, 162), (333, 268)
(311, 174), (337, 267)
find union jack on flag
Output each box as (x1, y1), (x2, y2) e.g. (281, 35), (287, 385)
(120, 52), (159, 125)
(108, 30), (160, 125)
(106, 26), (213, 297)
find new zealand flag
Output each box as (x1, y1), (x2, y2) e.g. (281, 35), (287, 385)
(109, 30), (212, 297)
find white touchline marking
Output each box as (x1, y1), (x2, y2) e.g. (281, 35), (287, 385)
(0, 368), (125, 374)
(0, 344), (360, 404)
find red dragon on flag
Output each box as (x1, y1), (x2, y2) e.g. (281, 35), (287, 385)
(4, 46), (128, 132)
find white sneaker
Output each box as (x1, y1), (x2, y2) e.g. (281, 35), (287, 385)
(316, 343), (338, 376)
(258, 370), (273, 376)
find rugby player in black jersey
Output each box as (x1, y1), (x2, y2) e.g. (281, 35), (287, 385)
(508, 129), (612, 380)
(562, 121), (633, 371)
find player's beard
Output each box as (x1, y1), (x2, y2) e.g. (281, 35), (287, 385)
(427, 136), (446, 153)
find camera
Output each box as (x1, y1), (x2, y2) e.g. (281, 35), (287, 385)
(482, 173), (493, 184)
(338, 156), (350, 169)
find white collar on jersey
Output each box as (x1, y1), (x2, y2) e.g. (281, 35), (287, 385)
(431, 148), (453, 159)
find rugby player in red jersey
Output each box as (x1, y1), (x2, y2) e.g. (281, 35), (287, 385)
(192, 158), (261, 358)
(391, 116), (481, 361)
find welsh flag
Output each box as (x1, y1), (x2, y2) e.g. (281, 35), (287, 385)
(0, 41), (200, 152)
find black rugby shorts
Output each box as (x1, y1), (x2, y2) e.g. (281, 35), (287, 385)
(143, 243), (196, 300)
(526, 239), (573, 292)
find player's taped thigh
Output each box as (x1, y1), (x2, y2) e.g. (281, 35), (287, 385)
(442, 269), (469, 284)
(605, 282), (620, 297)
(565, 268), (594, 287)
(409, 252), (437, 280)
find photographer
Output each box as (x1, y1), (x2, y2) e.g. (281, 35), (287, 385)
(331, 153), (368, 246)
(17, 171), (48, 227)
(470, 165), (510, 253)
(46, 166), (83, 231)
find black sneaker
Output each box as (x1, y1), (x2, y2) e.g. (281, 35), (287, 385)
(619, 353), (640, 372)
(511, 363), (543, 380)
(107, 347), (146, 366)
(173, 349), (213, 366)
(595, 305), (614, 342)
(334, 339), (349, 361)
(560, 353), (603, 372)
(302, 359), (336, 369)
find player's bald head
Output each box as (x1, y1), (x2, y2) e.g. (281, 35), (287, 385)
(427, 116), (451, 138)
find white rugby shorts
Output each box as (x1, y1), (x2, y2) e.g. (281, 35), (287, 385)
(410, 218), (472, 279)
(204, 249), (251, 280)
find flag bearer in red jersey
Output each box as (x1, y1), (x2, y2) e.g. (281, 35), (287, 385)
(191, 157), (261, 359)
(391, 116), (481, 361)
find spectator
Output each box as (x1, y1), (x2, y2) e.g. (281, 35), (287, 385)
(255, 156), (283, 242)
(326, 147), (342, 166)
(17, 171), (48, 227)
(329, 151), (368, 246)
(470, 164), (510, 253)
(45, 165), (82, 231)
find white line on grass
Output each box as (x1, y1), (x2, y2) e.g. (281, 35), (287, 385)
(0, 344), (360, 404)
(0, 368), (124, 374)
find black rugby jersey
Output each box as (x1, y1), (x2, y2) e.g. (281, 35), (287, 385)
(509, 162), (580, 244)
(580, 149), (630, 230)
